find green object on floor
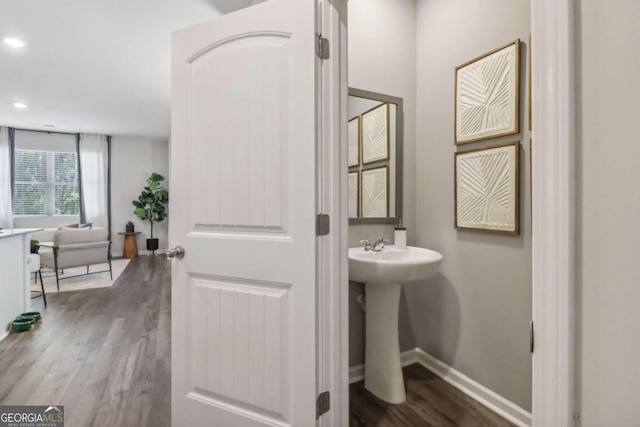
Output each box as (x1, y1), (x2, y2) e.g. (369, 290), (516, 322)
(19, 312), (41, 322)
(11, 319), (34, 332)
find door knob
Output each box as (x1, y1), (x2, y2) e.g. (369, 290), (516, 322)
(167, 246), (185, 259)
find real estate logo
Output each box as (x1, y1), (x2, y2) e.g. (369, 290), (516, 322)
(0, 405), (64, 427)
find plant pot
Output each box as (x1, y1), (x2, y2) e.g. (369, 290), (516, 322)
(147, 238), (159, 251)
(126, 224), (135, 233)
(30, 239), (40, 254)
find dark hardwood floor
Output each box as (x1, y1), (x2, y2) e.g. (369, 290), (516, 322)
(0, 255), (171, 427)
(1, 255), (515, 427)
(350, 364), (517, 427)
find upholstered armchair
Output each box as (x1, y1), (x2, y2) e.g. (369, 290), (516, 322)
(39, 227), (112, 290)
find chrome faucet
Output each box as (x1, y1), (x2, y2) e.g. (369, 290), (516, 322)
(360, 237), (389, 252)
(372, 237), (389, 252)
(360, 239), (373, 251)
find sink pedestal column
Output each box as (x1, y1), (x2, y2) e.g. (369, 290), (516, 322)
(364, 281), (406, 404)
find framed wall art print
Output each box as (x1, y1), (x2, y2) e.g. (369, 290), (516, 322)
(361, 166), (389, 218)
(348, 171), (360, 218)
(455, 142), (520, 234)
(361, 103), (390, 164)
(455, 40), (520, 144)
(348, 116), (361, 167)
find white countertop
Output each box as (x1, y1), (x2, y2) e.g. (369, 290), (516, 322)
(0, 228), (44, 240)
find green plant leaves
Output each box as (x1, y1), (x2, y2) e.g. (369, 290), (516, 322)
(134, 207), (148, 219)
(154, 189), (169, 203)
(150, 172), (165, 182)
(132, 173), (169, 228)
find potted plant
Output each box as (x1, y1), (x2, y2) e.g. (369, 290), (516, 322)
(132, 173), (169, 255)
(30, 239), (40, 254)
(126, 221), (135, 233)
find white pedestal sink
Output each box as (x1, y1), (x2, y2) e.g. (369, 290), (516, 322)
(349, 245), (443, 404)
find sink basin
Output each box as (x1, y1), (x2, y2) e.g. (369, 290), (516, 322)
(349, 245), (443, 285)
(349, 245), (443, 404)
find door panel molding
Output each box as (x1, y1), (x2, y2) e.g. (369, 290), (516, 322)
(187, 33), (291, 234)
(189, 275), (291, 420)
(186, 31), (291, 64)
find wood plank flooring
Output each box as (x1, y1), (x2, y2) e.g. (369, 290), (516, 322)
(0, 255), (171, 427)
(2, 255), (516, 426)
(350, 364), (517, 427)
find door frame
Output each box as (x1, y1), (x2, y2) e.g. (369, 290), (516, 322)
(317, 1), (349, 426)
(530, 0), (576, 425)
(322, 0), (577, 426)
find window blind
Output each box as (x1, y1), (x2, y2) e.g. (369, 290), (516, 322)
(13, 149), (80, 216)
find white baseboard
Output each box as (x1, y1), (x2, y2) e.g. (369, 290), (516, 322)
(414, 349), (532, 427)
(348, 348), (532, 427)
(0, 331), (8, 343)
(349, 349), (418, 384)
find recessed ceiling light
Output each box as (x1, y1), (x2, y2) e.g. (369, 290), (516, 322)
(13, 102), (28, 109)
(3, 38), (25, 48)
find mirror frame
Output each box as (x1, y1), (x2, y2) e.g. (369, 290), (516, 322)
(348, 87), (403, 225)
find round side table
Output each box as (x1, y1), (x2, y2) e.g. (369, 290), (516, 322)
(119, 232), (141, 259)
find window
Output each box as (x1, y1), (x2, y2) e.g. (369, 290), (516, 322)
(13, 149), (80, 216)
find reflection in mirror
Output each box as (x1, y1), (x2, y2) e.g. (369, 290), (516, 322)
(348, 88), (403, 225)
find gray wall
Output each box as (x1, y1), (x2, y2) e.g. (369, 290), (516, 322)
(575, 0), (640, 425)
(110, 137), (169, 256)
(348, 0), (417, 367)
(413, 0), (532, 411)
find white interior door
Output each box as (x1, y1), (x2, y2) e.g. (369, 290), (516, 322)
(170, 1), (319, 425)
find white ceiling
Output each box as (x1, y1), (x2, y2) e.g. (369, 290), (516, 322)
(0, 0), (255, 140)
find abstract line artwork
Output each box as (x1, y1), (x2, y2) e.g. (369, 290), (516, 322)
(455, 142), (519, 234)
(348, 116), (360, 167)
(348, 172), (359, 218)
(361, 103), (389, 164)
(361, 166), (388, 218)
(455, 40), (520, 144)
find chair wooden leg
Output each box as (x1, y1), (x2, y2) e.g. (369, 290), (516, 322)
(109, 260), (113, 280)
(55, 268), (60, 291)
(87, 265), (90, 274)
(39, 270), (46, 307)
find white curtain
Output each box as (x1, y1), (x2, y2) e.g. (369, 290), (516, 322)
(78, 134), (109, 232)
(0, 127), (13, 230)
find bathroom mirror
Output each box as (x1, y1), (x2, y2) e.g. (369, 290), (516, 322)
(348, 88), (403, 225)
